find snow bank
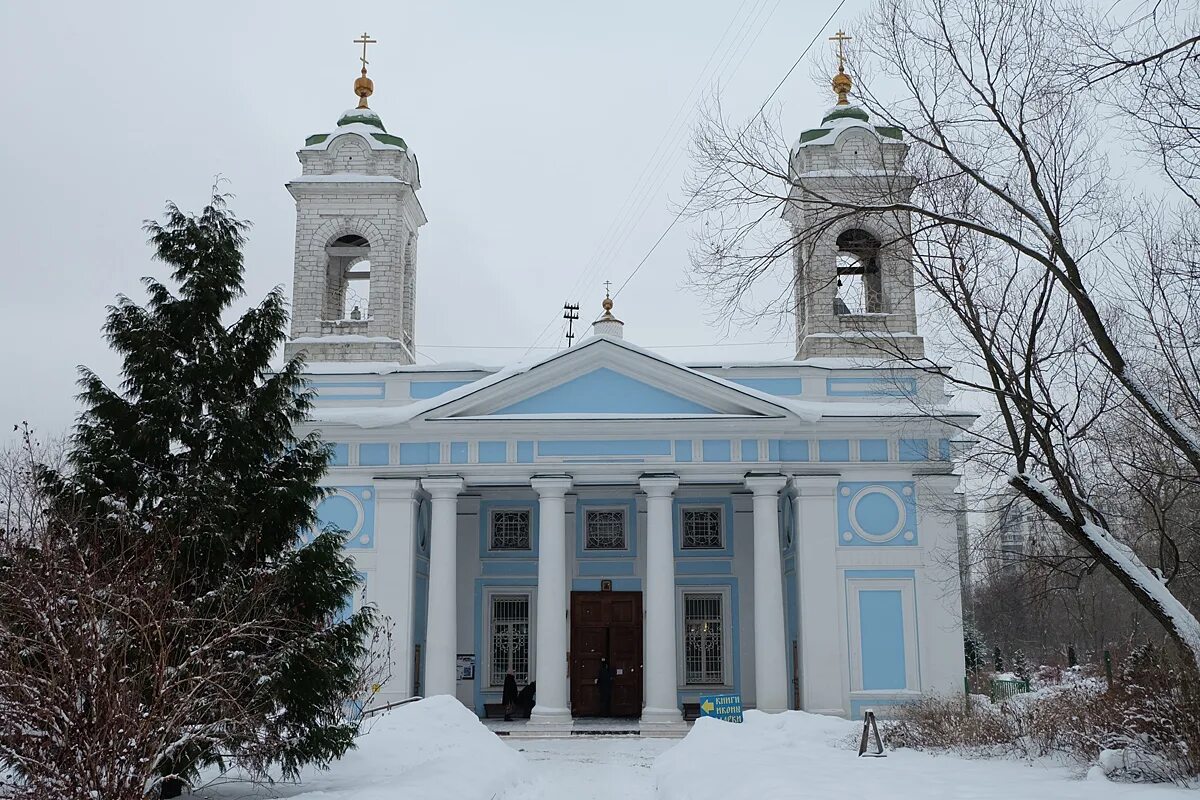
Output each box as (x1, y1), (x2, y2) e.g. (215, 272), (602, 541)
(654, 710), (1193, 800)
(199, 696), (525, 800)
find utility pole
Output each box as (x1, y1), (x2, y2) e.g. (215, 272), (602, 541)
(562, 302), (580, 347)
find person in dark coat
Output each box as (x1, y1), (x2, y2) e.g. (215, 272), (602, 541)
(515, 681), (535, 717)
(502, 671), (519, 721)
(597, 658), (613, 717)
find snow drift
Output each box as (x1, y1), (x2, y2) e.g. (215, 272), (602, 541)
(199, 695), (525, 800)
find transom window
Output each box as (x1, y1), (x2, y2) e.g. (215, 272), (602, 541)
(684, 593), (724, 685)
(681, 507), (723, 549)
(490, 509), (531, 550)
(490, 595), (530, 686)
(584, 508), (627, 550)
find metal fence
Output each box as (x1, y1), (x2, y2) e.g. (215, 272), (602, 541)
(990, 677), (1030, 702)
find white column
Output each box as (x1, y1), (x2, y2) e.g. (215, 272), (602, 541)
(422, 476), (464, 698)
(529, 475), (573, 726)
(640, 475), (682, 726)
(373, 479), (420, 706)
(745, 474), (789, 712)
(792, 475), (847, 715)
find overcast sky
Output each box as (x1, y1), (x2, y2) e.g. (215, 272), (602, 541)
(0, 0), (868, 440)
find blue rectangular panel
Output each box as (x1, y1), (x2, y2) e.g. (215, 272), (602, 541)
(740, 439), (759, 462)
(827, 377), (918, 397)
(309, 381), (386, 401)
(859, 590), (907, 690)
(768, 439), (780, 460)
(329, 442), (350, 467)
(702, 439), (732, 462)
(516, 441), (534, 463)
(537, 439), (671, 457)
(729, 377), (803, 396)
(450, 441), (469, 464)
(859, 439), (888, 462)
(819, 439), (851, 462)
(675, 440), (693, 462)
(478, 441), (507, 463)
(399, 442), (439, 465)
(778, 439), (808, 461)
(899, 439), (929, 461)
(409, 380), (472, 399)
(939, 438), (952, 460)
(359, 442), (390, 466)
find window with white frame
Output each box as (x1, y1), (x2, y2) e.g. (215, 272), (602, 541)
(584, 507), (627, 550)
(683, 592), (725, 684)
(490, 508), (531, 550)
(490, 594), (530, 686)
(681, 507), (723, 549)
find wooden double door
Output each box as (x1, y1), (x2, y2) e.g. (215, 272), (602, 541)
(569, 591), (643, 717)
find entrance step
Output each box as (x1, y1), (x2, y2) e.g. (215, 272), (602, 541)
(483, 717), (691, 739)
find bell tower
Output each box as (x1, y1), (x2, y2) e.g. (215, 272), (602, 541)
(284, 34), (427, 364)
(782, 31), (924, 360)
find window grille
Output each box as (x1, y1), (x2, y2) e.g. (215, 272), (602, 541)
(684, 593), (724, 684)
(585, 508), (626, 550)
(681, 507), (723, 549)
(490, 509), (531, 550)
(490, 595), (530, 686)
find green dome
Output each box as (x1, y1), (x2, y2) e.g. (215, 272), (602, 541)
(821, 105), (870, 125)
(336, 108), (386, 131)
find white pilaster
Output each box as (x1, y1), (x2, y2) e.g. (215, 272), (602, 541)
(422, 476), (464, 698)
(745, 474), (789, 712)
(792, 475), (847, 715)
(373, 478), (420, 706)
(916, 474), (968, 694)
(529, 475), (573, 727)
(639, 474), (683, 728)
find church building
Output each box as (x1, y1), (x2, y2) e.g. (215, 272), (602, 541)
(288, 36), (971, 732)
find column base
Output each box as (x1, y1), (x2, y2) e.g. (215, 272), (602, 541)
(639, 707), (689, 738)
(527, 705), (573, 730)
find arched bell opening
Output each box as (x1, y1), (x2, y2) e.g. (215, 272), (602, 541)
(324, 234), (372, 321)
(833, 228), (884, 315)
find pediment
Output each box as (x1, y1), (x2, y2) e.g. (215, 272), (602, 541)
(413, 337), (795, 421)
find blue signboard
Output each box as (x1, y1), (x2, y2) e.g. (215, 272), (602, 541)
(698, 693), (743, 723)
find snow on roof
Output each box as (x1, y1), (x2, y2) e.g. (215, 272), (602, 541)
(302, 361), (495, 376)
(288, 173), (408, 184)
(302, 123), (407, 151)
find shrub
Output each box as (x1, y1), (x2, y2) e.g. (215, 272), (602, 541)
(883, 695), (1016, 753)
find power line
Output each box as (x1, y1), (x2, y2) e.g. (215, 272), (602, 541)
(612, 0), (850, 300)
(521, 0), (781, 357)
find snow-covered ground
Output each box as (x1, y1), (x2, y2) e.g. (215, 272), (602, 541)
(195, 700), (1196, 799)
(655, 711), (1194, 800)
(197, 696), (525, 800)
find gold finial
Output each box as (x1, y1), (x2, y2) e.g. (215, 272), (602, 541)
(829, 29), (852, 106)
(353, 31), (377, 109)
(602, 280), (614, 312)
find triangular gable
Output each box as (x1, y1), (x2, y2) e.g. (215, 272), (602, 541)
(493, 367), (718, 415)
(411, 336), (802, 421)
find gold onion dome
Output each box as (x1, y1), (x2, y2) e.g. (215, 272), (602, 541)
(829, 29), (853, 106)
(353, 31), (377, 109)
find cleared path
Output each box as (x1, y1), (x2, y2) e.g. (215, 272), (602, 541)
(494, 737), (676, 800)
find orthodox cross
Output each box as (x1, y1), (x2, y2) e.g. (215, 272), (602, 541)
(354, 32), (377, 74)
(603, 280), (613, 297)
(829, 30), (851, 72)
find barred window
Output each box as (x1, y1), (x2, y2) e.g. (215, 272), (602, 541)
(684, 593), (724, 685)
(681, 507), (723, 549)
(490, 595), (530, 686)
(585, 508), (626, 550)
(490, 509), (531, 550)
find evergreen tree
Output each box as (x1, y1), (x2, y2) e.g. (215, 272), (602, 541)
(40, 192), (375, 791)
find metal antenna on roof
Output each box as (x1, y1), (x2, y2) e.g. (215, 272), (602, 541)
(562, 302), (581, 347)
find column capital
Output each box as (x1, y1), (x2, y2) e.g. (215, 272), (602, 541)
(422, 475), (465, 499)
(638, 473), (680, 496)
(790, 474), (841, 496)
(372, 477), (421, 501)
(918, 473), (964, 496)
(743, 473), (787, 495)
(530, 474), (573, 497)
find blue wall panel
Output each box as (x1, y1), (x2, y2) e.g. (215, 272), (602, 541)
(859, 439), (889, 462)
(730, 377), (803, 396)
(478, 441), (507, 463)
(819, 439), (851, 462)
(859, 590), (907, 690)
(359, 442), (390, 466)
(702, 439), (732, 462)
(410, 380), (473, 399)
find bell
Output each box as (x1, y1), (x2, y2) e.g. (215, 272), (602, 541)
(350, 305), (362, 320)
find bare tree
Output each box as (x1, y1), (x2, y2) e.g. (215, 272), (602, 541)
(686, 0), (1200, 667)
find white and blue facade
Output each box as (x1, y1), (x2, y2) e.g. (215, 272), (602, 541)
(287, 76), (972, 729)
